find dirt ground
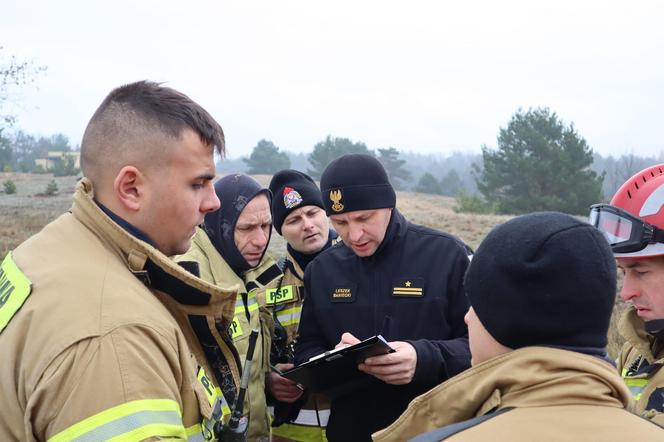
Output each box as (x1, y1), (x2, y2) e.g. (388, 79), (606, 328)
(0, 172), (626, 357)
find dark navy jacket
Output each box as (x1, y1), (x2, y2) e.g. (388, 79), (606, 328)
(295, 209), (471, 442)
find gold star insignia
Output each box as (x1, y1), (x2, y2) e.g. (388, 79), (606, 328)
(405, 281), (411, 287)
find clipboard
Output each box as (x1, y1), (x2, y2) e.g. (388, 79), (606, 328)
(282, 335), (395, 398)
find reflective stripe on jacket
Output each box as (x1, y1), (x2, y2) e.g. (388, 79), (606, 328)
(618, 307), (664, 426)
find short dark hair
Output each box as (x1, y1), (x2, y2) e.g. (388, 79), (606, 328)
(81, 80), (225, 179)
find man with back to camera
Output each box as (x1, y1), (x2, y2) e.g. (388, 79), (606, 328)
(589, 164), (664, 426)
(267, 169), (340, 441)
(0, 81), (241, 440)
(294, 154), (472, 441)
(176, 173), (299, 441)
(374, 212), (663, 441)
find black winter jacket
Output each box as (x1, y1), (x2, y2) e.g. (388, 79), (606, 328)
(295, 209), (471, 441)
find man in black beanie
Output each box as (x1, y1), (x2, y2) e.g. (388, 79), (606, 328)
(295, 154), (472, 442)
(374, 212), (664, 441)
(266, 169), (340, 441)
(176, 174), (292, 442)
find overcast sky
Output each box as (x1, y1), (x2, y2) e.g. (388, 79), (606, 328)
(1, 0), (663, 159)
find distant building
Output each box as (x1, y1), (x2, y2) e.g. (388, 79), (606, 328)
(35, 151), (81, 171)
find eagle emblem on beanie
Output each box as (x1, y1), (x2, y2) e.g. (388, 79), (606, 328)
(330, 189), (344, 212)
(283, 186), (303, 209)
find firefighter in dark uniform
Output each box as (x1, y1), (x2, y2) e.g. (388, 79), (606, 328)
(295, 154), (472, 442)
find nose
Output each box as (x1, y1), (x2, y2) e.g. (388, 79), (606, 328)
(620, 274), (639, 302)
(303, 216), (314, 231)
(348, 223), (363, 243)
(202, 185), (221, 213)
(252, 229), (269, 249)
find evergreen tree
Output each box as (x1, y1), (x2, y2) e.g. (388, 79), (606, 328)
(307, 135), (373, 179)
(475, 107), (603, 214)
(243, 139), (290, 174)
(377, 147), (411, 190)
(414, 172), (442, 195)
(439, 169), (464, 197)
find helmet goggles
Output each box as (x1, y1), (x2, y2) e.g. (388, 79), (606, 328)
(589, 204), (664, 254)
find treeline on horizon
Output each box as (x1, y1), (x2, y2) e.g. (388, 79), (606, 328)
(220, 145), (661, 202)
(1, 107), (661, 215)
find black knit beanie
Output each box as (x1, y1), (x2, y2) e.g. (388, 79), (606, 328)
(320, 154), (396, 216)
(203, 174), (271, 275)
(268, 169), (324, 234)
(465, 212), (616, 350)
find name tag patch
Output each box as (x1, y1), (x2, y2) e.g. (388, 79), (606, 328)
(266, 285), (295, 304)
(392, 277), (424, 297)
(330, 284), (356, 303)
(0, 252), (32, 334)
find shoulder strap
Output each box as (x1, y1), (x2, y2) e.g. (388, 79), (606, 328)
(410, 407), (514, 442)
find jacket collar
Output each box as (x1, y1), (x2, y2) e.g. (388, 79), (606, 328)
(619, 307), (664, 363)
(368, 208), (407, 259)
(373, 346), (632, 441)
(71, 178), (237, 319)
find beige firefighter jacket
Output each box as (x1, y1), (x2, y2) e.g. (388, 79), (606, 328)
(176, 228), (282, 442)
(618, 307), (664, 426)
(270, 252), (330, 441)
(373, 347), (663, 441)
(0, 179), (240, 442)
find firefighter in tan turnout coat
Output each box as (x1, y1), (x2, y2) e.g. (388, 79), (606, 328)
(590, 164), (664, 426)
(266, 169), (340, 441)
(0, 81), (240, 441)
(375, 212), (664, 441)
(176, 174), (292, 442)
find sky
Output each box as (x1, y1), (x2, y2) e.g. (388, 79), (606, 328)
(1, 0), (663, 159)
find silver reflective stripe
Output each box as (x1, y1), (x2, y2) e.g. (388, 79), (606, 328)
(235, 294), (257, 308)
(188, 430), (206, 442)
(277, 309), (301, 325)
(269, 407), (330, 427)
(292, 409), (330, 426)
(628, 385), (645, 397)
(70, 410), (182, 441)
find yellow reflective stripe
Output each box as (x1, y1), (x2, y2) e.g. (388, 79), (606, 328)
(234, 302), (258, 314)
(277, 306), (302, 327)
(48, 399), (184, 442)
(106, 424), (184, 442)
(0, 252), (32, 333)
(185, 423), (205, 442)
(621, 367), (649, 401)
(234, 291), (258, 314)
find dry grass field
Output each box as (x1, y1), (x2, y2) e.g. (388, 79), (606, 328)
(1, 172), (627, 357)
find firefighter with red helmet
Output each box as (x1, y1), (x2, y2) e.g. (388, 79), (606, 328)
(590, 164), (664, 426)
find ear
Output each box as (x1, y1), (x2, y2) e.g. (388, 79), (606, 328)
(113, 165), (145, 212)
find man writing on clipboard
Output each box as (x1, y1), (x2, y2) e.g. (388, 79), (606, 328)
(295, 154), (472, 441)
